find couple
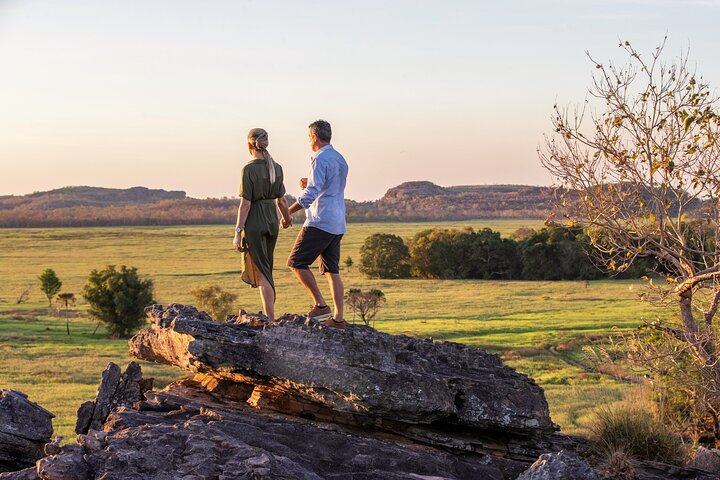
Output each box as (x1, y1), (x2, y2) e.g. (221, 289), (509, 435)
(232, 120), (349, 329)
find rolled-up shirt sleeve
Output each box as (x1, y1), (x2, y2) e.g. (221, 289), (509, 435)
(297, 158), (325, 208)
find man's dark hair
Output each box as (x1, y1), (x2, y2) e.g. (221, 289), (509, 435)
(309, 120), (332, 142)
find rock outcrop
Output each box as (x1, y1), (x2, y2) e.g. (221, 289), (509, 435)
(0, 390), (54, 472)
(687, 447), (720, 475)
(7, 303), (718, 479)
(516, 450), (601, 480)
(38, 376), (522, 479)
(130, 304), (555, 434)
(74, 361), (152, 435)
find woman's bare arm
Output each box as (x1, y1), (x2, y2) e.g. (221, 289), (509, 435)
(233, 198), (252, 251)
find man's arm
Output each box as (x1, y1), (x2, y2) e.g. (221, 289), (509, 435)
(295, 158), (326, 212)
(288, 200), (303, 215)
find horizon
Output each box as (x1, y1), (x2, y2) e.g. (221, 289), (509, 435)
(0, 179), (555, 202)
(2, 1), (720, 201)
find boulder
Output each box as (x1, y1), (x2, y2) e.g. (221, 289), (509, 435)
(0, 468), (38, 480)
(0, 390), (54, 471)
(38, 376), (522, 480)
(74, 361), (153, 434)
(130, 304), (555, 434)
(516, 450), (601, 480)
(687, 447), (720, 474)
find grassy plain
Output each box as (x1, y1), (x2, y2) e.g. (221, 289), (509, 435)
(0, 220), (654, 441)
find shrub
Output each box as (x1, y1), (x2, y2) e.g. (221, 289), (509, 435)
(590, 403), (686, 465)
(345, 288), (386, 326)
(15, 286), (31, 304)
(359, 234), (411, 279)
(38, 268), (62, 306)
(190, 285), (237, 322)
(82, 265), (154, 338)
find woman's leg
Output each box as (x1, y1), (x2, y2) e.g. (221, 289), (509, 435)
(258, 272), (275, 322)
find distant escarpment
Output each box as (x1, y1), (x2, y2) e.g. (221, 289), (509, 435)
(346, 181), (554, 221)
(0, 182), (552, 227)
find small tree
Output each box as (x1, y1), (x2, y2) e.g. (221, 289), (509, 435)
(56, 293), (76, 335)
(344, 256), (354, 272)
(345, 288), (386, 327)
(540, 39), (720, 438)
(82, 265), (154, 338)
(38, 269), (62, 307)
(190, 285), (237, 322)
(359, 234), (411, 279)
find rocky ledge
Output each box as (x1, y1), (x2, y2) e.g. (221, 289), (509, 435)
(3, 304), (718, 479)
(0, 390), (54, 472)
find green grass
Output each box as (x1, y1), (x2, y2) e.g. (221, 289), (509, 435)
(0, 220), (654, 441)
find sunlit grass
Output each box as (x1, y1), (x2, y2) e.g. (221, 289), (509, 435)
(0, 221), (656, 440)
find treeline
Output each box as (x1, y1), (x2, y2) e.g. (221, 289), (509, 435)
(359, 225), (652, 280)
(0, 198), (240, 227)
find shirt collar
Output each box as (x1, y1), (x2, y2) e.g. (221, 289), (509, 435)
(311, 144), (333, 160)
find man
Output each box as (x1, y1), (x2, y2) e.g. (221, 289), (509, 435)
(287, 120), (349, 328)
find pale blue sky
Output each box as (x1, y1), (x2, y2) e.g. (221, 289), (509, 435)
(1, 0), (719, 200)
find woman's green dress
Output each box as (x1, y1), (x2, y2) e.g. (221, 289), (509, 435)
(239, 159), (286, 294)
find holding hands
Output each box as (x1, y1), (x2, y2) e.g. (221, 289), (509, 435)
(299, 177), (308, 189)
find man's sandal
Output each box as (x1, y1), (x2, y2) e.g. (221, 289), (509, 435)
(322, 317), (348, 329)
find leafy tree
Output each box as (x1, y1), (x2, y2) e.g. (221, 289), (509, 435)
(82, 265), (154, 338)
(190, 285), (237, 322)
(540, 39), (720, 438)
(518, 225), (600, 280)
(38, 268), (62, 306)
(345, 288), (386, 327)
(344, 256), (354, 272)
(56, 293), (76, 335)
(359, 233), (411, 279)
(409, 228), (520, 279)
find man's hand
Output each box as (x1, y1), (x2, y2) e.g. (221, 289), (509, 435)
(281, 217), (293, 229)
(299, 178), (308, 189)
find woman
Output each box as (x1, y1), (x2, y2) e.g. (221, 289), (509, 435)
(233, 128), (292, 322)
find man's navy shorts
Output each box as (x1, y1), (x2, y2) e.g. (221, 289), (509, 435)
(287, 226), (343, 274)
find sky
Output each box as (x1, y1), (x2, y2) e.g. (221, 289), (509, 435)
(1, 0), (720, 201)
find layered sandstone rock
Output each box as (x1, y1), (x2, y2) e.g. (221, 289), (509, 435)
(0, 390), (54, 472)
(74, 361), (152, 435)
(130, 304), (555, 434)
(8, 303), (716, 479)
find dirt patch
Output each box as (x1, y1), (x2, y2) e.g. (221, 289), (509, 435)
(0, 308), (83, 320)
(561, 297), (606, 302)
(502, 347), (546, 360)
(0, 333), (38, 342)
(0, 308), (52, 316)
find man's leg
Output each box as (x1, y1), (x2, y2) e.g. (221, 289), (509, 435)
(291, 267), (326, 307)
(287, 227), (332, 313)
(325, 272), (344, 322)
(319, 234), (344, 322)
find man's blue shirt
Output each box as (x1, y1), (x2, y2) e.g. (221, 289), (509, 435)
(297, 145), (348, 235)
